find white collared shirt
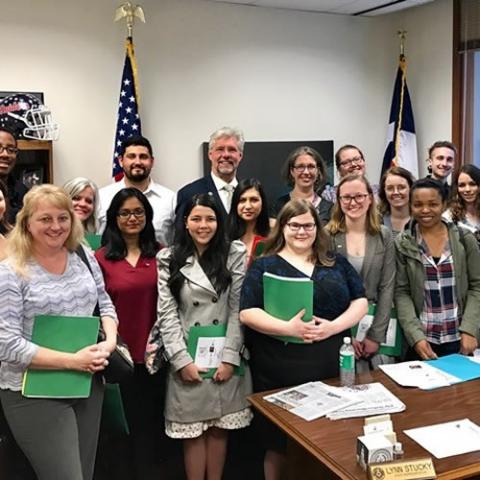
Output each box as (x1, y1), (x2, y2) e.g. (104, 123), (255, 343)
(97, 178), (176, 246)
(210, 173), (238, 213)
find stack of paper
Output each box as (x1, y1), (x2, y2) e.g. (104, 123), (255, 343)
(327, 383), (406, 420)
(264, 381), (358, 421)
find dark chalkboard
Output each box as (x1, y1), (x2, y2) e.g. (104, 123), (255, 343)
(202, 140), (334, 209)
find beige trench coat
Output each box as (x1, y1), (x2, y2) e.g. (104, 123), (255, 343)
(156, 240), (252, 423)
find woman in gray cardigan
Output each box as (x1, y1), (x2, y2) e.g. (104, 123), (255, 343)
(327, 174), (396, 371)
(147, 193), (252, 480)
(395, 178), (480, 360)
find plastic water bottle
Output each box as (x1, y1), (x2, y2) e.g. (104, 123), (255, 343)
(339, 337), (355, 387)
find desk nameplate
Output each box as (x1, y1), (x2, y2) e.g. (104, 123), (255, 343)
(368, 457), (436, 480)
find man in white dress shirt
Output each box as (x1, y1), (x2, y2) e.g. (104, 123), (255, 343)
(175, 127), (244, 227)
(98, 135), (175, 246)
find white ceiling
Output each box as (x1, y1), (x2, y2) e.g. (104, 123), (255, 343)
(205, 0), (435, 16)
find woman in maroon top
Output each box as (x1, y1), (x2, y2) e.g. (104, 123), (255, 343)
(95, 188), (162, 479)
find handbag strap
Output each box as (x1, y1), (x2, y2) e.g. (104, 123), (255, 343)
(75, 245), (100, 317)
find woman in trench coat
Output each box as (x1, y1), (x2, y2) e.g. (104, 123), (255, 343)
(146, 193), (252, 480)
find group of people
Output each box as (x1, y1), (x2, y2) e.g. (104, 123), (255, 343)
(0, 124), (479, 480)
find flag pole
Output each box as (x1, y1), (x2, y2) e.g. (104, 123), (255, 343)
(111, 2), (146, 181)
(393, 30), (407, 167)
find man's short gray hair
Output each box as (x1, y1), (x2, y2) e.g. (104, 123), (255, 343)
(208, 127), (245, 153)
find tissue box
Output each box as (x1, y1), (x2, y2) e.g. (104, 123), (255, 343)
(357, 433), (394, 470)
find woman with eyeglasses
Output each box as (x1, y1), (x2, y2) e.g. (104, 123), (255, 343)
(228, 178), (270, 266)
(63, 177), (99, 234)
(444, 164), (480, 237)
(378, 167), (415, 238)
(146, 193), (252, 480)
(240, 199), (367, 480)
(271, 146), (333, 226)
(327, 174), (395, 372)
(95, 188), (163, 479)
(396, 178), (480, 360)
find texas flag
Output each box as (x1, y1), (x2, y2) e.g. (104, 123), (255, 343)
(381, 54), (418, 179)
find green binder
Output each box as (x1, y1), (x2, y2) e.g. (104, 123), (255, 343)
(85, 233), (102, 251)
(187, 324), (245, 379)
(263, 272), (314, 344)
(351, 304), (403, 357)
(22, 315), (100, 399)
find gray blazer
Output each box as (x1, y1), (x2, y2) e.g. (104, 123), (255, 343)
(331, 226), (395, 343)
(155, 240), (252, 423)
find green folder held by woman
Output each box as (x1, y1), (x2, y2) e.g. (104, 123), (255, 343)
(22, 314), (100, 398)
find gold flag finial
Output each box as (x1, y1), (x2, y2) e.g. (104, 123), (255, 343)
(114, 2), (145, 38)
(398, 30), (407, 57)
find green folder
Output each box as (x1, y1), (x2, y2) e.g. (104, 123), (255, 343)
(187, 324), (245, 379)
(85, 233), (102, 251)
(101, 383), (130, 435)
(263, 272), (314, 344)
(22, 315), (100, 399)
(351, 304), (403, 357)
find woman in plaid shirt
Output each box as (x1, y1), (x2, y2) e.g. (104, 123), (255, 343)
(395, 178), (480, 360)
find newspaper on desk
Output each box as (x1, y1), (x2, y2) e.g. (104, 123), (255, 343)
(327, 382), (406, 420)
(263, 382), (358, 421)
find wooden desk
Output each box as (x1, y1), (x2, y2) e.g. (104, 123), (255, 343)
(248, 371), (480, 480)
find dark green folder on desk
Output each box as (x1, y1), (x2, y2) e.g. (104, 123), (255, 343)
(85, 233), (102, 251)
(22, 315), (100, 399)
(263, 272), (313, 344)
(187, 324), (245, 379)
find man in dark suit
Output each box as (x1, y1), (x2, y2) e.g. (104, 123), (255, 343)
(175, 127), (244, 227)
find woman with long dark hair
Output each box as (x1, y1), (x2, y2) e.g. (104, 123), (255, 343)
(396, 178), (480, 360)
(228, 178), (270, 266)
(445, 164), (480, 236)
(147, 193), (252, 480)
(95, 188), (162, 479)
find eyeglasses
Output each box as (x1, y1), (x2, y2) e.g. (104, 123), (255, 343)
(338, 193), (369, 205)
(292, 164), (317, 172)
(286, 222), (316, 232)
(117, 209), (145, 219)
(0, 145), (18, 155)
(339, 156), (364, 168)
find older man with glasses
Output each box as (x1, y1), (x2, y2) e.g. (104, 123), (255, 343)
(0, 127), (27, 224)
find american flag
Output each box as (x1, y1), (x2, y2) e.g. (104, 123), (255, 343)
(112, 37), (142, 181)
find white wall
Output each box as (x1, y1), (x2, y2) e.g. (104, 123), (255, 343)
(0, 0), (453, 189)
